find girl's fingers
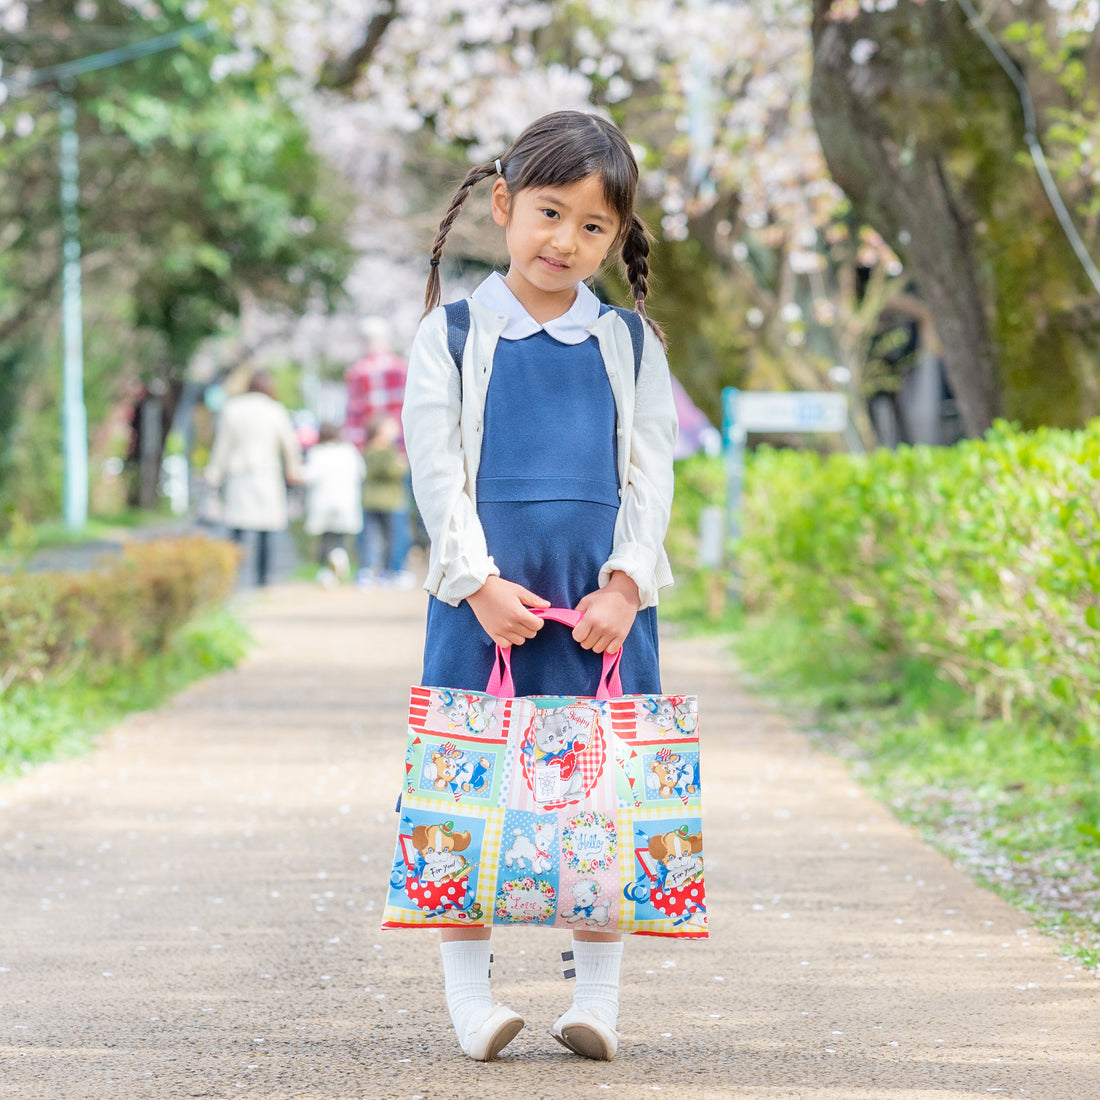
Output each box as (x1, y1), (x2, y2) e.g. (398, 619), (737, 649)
(498, 619), (543, 646)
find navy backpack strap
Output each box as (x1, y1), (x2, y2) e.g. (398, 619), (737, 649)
(443, 299), (471, 378)
(605, 304), (645, 380)
(447, 298), (643, 382)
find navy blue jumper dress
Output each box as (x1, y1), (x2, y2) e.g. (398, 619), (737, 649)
(420, 319), (661, 698)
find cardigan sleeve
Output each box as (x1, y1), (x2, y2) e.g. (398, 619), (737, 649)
(599, 321), (678, 607)
(401, 307), (500, 603)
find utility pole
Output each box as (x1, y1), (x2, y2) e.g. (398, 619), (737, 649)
(59, 91), (88, 530)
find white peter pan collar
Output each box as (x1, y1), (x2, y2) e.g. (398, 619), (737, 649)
(470, 271), (601, 344)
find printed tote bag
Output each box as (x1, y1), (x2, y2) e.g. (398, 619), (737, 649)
(382, 609), (707, 938)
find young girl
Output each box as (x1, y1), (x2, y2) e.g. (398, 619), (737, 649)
(401, 110), (677, 1063)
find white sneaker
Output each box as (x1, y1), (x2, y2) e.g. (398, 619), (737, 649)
(459, 1003), (524, 1061)
(327, 547), (351, 581)
(316, 566), (337, 589)
(550, 1004), (618, 1061)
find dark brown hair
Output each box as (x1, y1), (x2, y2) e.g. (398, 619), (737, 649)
(423, 110), (664, 345)
(247, 369), (277, 399)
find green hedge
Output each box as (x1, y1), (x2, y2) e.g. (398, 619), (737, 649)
(739, 421), (1100, 737)
(0, 536), (242, 689)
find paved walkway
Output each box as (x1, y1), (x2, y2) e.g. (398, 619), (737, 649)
(1, 584), (1097, 1100)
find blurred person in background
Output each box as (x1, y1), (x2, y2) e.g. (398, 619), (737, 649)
(344, 317), (407, 447)
(357, 413), (414, 588)
(302, 422), (367, 586)
(204, 369), (303, 587)
(345, 316), (413, 577)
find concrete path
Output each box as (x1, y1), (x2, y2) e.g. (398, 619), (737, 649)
(1, 584), (1097, 1100)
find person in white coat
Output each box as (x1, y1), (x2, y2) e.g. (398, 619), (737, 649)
(301, 423), (367, 584)
(205, 370), (303, 586)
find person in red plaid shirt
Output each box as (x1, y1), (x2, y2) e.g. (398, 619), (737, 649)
(344, 318), (414, 579)
(343, 317), (408, 449)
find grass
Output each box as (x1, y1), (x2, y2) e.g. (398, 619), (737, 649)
(661, 569), (743, 636)
(726, 609), (1100, 971)
(0, 607), (251, 781)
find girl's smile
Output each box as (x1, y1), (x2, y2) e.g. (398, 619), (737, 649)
(491, 173), (620, 324)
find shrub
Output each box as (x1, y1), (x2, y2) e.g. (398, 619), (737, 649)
(664, 454), (735, 627)
(0, 536), (242, 690)
(739, 421), (1100, 737)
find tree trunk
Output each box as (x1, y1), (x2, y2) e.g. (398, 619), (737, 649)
(810, 0), (1100, 435)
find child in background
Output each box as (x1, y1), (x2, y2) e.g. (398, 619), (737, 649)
(301, 423), (366, 585)
(357, 413), (413, 587)
(400, 110), (677, 1061)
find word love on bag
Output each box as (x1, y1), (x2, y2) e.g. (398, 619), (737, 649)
(381, 610), (706, 938)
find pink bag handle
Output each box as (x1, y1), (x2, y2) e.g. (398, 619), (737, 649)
(485, 607), (624, 700)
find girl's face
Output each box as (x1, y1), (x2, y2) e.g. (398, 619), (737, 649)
(491, 173), (620, 322)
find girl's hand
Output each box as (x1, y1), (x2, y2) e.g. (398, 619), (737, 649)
(467, 576), (550, 647)
(573, 572), (641, 654)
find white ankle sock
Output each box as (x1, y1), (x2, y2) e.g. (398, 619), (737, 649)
(439, 939), (494, 1043)
(571, 939), (623, 1029)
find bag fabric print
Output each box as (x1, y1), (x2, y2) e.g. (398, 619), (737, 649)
(382, 609), (707, 938)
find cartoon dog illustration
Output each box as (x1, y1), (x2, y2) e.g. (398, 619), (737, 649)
(391, 818), (484, 922)
(649, 827), (704, 892)
(563, 878), (610, 927)
(649, 752), (699, 800)
(623, 824), (706, 929)
(411, 821), (472, 885)
(503, 821), (556, 874)
(428, 746), (492, 795)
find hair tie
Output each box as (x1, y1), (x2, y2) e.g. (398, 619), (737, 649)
(429, 258), (441, 268)
(494, 158), (503, 176)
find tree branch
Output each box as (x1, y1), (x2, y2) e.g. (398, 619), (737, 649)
(317, 1), (400, 91)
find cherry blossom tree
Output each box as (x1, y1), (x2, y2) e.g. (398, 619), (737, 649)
(226, 0), (863, 426)
(7, 0), (1099, 445)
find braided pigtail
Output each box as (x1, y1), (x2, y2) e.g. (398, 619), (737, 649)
(423, 161), (500, 316)
(620, 213), (666, 349)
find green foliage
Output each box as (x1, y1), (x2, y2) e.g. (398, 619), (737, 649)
(0, 606), (250, 780)
(79, 10), (354, 371)
(661, 453), (740, 632)
(1004, 18), (1100, 217)
(0, 0), (355, 523)
(739, 421), (1100, 738)
(0, 536), (242, 689)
